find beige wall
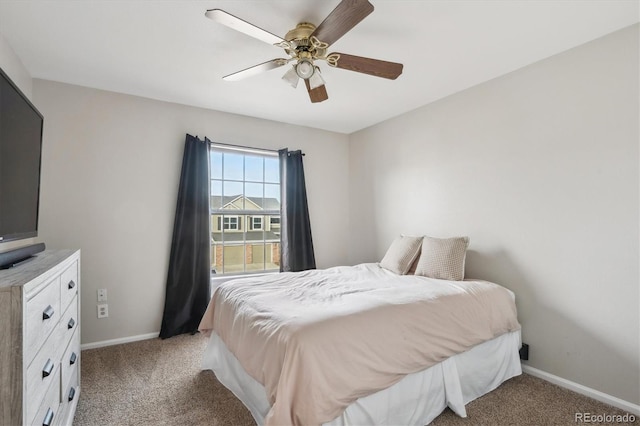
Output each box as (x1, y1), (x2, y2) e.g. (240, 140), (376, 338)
(32, 80), (350, 345)
(349, 25), (639, 404)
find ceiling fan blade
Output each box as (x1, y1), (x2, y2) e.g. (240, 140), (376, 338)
(304, 79), (329, 103)
(310, 0), (374, 46)
(330, 53), (403, 79)
(205, 9), (285, 46)
(223, 59), (289, 81)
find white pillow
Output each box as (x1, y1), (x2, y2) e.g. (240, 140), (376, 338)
(414, 236), (469, 281)
(379, 235), (423, 275)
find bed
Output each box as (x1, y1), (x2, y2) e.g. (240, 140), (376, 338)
(198, 261), (522, 426)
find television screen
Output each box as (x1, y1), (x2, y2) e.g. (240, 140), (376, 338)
(0, 67), (43, 243)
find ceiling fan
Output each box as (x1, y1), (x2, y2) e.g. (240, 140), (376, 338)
(205, 0), (403, 103)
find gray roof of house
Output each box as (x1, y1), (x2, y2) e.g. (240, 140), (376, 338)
(211, 195), (280, 211)
(211, 231), (280, 243)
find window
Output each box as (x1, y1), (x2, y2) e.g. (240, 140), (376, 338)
(210, 144), (280, 275)
(223, 216), (239, 230)
(250, 216), (263, 230)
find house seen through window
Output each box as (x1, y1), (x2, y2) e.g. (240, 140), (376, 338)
(210, 145), (280, 275)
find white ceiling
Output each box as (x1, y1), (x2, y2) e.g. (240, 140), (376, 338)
(0, 1), (637, 134)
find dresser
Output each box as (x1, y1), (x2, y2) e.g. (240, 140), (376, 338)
(0, 249), (81, 426)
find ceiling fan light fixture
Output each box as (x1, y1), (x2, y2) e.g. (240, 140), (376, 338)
(295, 59), (315, 80)
(282, 66), (300, 88)
(308, 66), (325, 90)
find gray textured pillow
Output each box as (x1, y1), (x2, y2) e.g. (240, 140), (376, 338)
(379, 235), (423, 275)
(414, 236), (469, 280)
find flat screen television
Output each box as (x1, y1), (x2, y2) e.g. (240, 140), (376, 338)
(0, 66), (44, 243)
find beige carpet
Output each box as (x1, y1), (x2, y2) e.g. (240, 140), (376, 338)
(74, 333), (637, 426)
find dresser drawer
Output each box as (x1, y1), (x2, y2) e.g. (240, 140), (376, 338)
(57, 368), (79, 426)
(28, 364), (60, 426)
(25, 276), (61, 366)
(25, 326), (64, 423)
(61, 326), (80, 393)
(59, 295), (78, 352)
(60, 261), (78, 313)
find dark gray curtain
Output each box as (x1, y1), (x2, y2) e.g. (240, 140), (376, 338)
(160, 134), (211, 339)
(279, 149), (316, 272)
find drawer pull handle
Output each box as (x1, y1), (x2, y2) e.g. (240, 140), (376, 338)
(70, 352), (77, 365)
(42, 359), (54, 378)
(42, 407), (54, 426)
(68, 280), (76, 289)
(42, 305), (54, 320)
(68, 386), (76, 402)
(68, 318), (76, 329)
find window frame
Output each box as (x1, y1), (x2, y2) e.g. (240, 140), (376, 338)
(209, 143), (281, 276)
(223, 215), (240, 230)
(250, 216), (263, 231)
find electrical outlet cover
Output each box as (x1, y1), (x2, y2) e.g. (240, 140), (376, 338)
(97, 303), (109, 318)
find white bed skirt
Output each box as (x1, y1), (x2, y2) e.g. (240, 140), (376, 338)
(202, 330), (522, 426)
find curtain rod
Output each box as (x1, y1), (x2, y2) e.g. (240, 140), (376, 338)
(209, 141), (304, 156)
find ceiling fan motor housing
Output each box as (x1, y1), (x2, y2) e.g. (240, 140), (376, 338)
(285, 23), (327, 59)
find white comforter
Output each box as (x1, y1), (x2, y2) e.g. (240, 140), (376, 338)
(199, 263), (521, 426)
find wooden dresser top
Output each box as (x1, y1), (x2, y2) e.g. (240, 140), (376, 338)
(0, 250), (78, 290)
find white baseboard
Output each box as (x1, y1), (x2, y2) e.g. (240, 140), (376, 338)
(522, 365), (640, 416)
(81, 332), (159, 350)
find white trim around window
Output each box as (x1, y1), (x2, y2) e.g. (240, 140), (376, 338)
(251, 216), (263, 230)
